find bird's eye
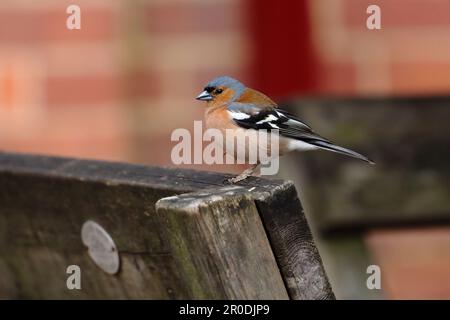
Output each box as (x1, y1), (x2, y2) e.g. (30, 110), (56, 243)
(215, 88), (223, 94)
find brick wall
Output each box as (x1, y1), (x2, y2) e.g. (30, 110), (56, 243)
(4, 0), (449, 163)
(0, 0), (126, 160)
(366, 227), (450, 299)
(125, 0), (251, 171)
(308, 0), (450, 95)
(306, 0), (450, 299)
(0, 0), (251, 172)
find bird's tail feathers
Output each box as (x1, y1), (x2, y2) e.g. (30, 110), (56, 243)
(309, 140), (375, 164)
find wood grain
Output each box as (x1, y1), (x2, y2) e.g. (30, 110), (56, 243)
(0, 151), (333, 299)
(156, 186), (289, 299)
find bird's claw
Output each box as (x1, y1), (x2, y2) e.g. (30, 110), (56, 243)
(226, 174), (251, 184)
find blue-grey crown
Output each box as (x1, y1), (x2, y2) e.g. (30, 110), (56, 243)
(206, 76), (246, 101)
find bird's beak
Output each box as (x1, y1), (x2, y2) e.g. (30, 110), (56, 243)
(196, 90), (213, 101)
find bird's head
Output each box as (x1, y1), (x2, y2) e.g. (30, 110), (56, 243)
(196, 76), (246, 105)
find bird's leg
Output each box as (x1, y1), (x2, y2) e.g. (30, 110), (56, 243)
(228, 164), (259, 184)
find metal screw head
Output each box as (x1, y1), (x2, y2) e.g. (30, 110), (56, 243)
(81, 220), (120, 275)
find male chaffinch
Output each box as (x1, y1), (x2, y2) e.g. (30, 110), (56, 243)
(196, 76), (374, 183)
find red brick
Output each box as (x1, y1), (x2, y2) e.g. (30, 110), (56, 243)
(391, 62), (450, 94)
(0, 64), (15, 111)
(0, 8), (117, 44)
(143, 2), (245, 35)
(123, 70), (162, 101)
(45, 75), (120, 107)
(366, 227), (450, 299)
(315, 62), (357, 95)
(343, 0), (450, 28)
(0, 136), (127, 162)
(0, 105), (128, 160)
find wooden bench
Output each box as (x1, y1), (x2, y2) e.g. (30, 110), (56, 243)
(0, 152), (334, 299)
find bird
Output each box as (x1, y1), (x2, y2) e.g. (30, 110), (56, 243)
(196, 76), (374, 183)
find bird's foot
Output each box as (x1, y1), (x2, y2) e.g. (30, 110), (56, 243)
(226, 168), (255, 184)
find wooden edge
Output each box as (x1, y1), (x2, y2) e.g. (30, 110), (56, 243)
(254, 182), (335, 300)
(156, 183), (335, 300)
(0, 152), (334, 299)
(0, 151), (287, 193)
(155, 186), (289, 299)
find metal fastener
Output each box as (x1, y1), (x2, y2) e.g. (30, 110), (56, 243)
(81, 220), (120, 275)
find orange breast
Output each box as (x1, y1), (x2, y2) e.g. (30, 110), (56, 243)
(205, 105), (236, 131)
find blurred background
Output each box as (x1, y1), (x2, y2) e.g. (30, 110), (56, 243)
(1, 0), (450, 299)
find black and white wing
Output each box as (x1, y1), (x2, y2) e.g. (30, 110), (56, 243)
(227, 103), (374, 164)
(227, 103), (325, 141)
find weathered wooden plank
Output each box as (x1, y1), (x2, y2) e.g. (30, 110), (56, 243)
(254, 183), (335, 300)
(0, 151), (282, 192)
(156, 186), (289, 299)
(0, 151), (333, 299)
(0, 167), (186, 299)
